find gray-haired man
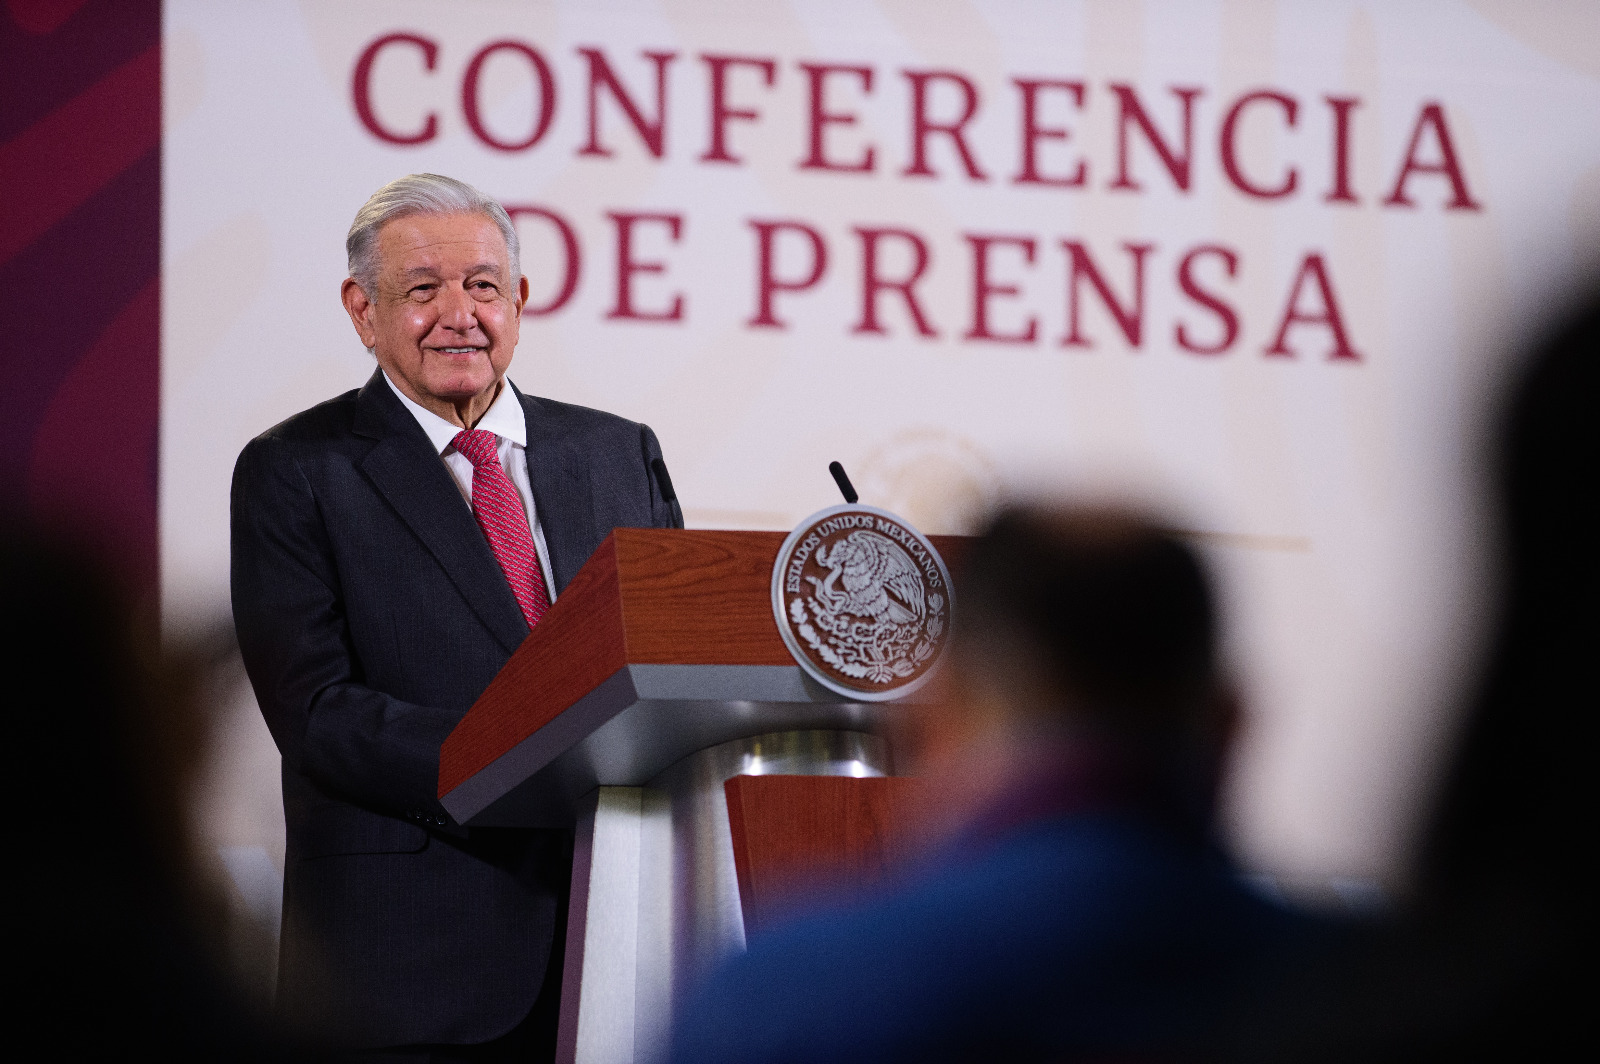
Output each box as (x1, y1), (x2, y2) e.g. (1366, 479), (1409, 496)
(231, 174), (682, 1059)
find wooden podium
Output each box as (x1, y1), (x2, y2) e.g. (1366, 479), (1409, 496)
(439, 528), (958, 1064)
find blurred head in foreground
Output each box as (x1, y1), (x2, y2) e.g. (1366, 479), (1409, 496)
(905, 505), (1233, 841)
(1400, 278), (1594, 1054)
(1228, 294), (1597, 1062)
(672, 505), (1313, 1064)
(1421, 293), (1595, 902)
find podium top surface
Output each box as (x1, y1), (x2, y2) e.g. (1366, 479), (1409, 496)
(438, 528), (964, 813)
(440, 529), (784, 798)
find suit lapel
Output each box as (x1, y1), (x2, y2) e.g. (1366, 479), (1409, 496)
(353, 371), (529, 654)
(518, 387), (596, 592)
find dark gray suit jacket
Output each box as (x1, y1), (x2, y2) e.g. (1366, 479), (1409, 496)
(230, 369), (681, 1047)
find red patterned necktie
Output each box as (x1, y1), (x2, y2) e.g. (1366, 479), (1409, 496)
(451, 429), (552, 629)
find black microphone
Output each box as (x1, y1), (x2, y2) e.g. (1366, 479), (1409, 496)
(651, 457), (677, 503)
(828, 461), (859, 504)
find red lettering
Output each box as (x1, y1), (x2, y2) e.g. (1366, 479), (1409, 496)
(903, 70), (988, 181)
(504, 206), (580, 317)
(1325, 96), (1359, 204)
(853, 227), (937, 337)
(462, 40), (557, 152)
(1220, 91), (1298, 199)
(1012, 78), (1087, 187)
(1384, 102), (1481, 210)
(798, 63), (876, 173)
(964, 235), (1037, 343)
(1110, 84), (1202, 192)
(578, 48), (676, 159)
(1061, 241), (1152, 348)
(749, 220), (828, 328)
(1175, 245), (1239, 354)
(701, 55), (777, 164)
(352, 33), (439, 145)
(606, 212), (685, 322)
(1265, 253), (1361, 360)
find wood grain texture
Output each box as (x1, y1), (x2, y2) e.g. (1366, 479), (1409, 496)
(615, 528), (791, 665)
(439, 529), (971, 800)
(438, 537), (626, 797)
(725, 774), (921, 936)
(615, 529), (968, 665)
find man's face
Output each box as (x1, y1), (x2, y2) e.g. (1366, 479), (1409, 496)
(344, 212), (528, 419)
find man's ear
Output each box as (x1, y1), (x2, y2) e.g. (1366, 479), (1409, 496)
(515, 274), (529, 314)
(341, 277), (377, 349)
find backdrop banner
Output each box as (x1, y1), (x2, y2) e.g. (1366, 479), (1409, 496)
(163, 0), (1600, 887)
(2, 1), (161, 595)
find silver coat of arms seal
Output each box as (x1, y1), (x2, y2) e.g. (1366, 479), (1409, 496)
(771, 504), (954, 701)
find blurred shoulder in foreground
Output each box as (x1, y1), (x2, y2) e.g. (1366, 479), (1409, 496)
(3, 522), (319, 1060)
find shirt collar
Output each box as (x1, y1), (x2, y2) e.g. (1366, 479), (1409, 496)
(382, 370), (527, 454)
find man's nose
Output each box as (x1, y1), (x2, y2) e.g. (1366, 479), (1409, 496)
(438, 284), (478, 331)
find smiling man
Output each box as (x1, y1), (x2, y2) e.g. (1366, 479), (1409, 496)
(230, 174), (681, 1060)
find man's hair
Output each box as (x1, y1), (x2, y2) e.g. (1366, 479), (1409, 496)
(958, 505), (1217, 728)
(345, 173), (521, 293)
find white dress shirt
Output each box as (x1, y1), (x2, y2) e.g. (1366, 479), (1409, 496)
(382, 370), (558, 601)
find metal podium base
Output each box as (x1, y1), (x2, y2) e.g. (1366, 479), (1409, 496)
(556, 729), (891, 1064)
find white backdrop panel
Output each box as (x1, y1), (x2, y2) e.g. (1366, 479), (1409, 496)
(163, 0), (1600, 887)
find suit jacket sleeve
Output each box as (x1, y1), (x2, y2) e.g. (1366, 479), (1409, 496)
(641, 423), (685, 530)
(231, 434), (458, 821)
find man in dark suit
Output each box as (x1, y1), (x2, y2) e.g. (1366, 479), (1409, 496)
(231, 174), (682, 1060)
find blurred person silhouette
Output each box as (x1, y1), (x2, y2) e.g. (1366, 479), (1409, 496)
(669, 506), (1325, 1064)
(1227, 294), (1596, 1062)
(5, 521), (316, 1060)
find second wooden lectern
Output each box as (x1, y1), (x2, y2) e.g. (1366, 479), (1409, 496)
(439, 528), (958, 1064)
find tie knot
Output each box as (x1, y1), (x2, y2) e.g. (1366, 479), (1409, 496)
(451, 428), (499, 467)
